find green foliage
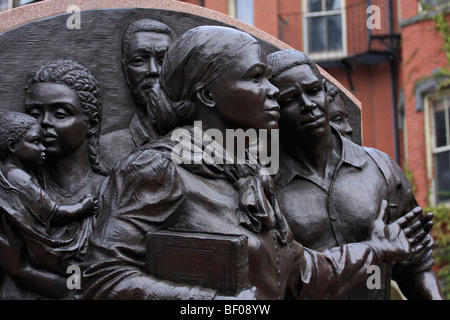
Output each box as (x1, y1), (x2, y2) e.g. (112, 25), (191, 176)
(426, 204), (450, 299)
(403, 161), (417, 194)
(434, 10), (450, 62)
(433, 7), (450, 91)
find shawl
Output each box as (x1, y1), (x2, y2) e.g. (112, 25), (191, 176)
(152, 125), (293, 245)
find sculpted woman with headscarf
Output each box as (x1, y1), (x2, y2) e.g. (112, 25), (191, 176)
(79, 26), (431, 300)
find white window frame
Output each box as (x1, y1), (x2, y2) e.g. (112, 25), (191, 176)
(302, 0), (347, 61)
(424, 89), (450, 206)
(227, 0), (254, 26)
(0, 0), (13, 12)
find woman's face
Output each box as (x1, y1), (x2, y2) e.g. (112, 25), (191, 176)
(207, 43), (280, 131)
(25, 82), (88, 158)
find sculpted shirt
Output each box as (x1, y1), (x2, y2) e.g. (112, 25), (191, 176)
(100, 109), (160, 168)
(100, 92), (191, 169)
(80, 126), (396, 300)
(275, 129), (435, 299)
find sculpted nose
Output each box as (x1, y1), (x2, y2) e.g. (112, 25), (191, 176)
(300, 94), (316, 112)
(266, 79), (279, 100)
(148, 57), (159, 76)
(345, 123), (353, 136)
(40, 112), (53, 128)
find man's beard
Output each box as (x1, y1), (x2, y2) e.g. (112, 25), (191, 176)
(132, 78), (159, 109)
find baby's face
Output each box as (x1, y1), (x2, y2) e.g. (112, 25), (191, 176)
(14, 124), (46, 168)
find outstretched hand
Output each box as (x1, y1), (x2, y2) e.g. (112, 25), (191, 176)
(395, 208), (434, 265)
(369, 200), (421, 262)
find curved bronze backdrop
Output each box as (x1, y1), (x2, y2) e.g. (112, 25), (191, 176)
(0, 0), (361, 143)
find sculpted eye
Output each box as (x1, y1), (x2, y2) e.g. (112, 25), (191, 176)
(284, 98), (295, 104)
(28, 109), (42, 119)
(308, 87), (321, 95)
(279, 94), (298, 106)
(130, 57), (145, 66)
(250, 72), (263, 83)
(54, 107), (71, 119)
(157, 53), (165, 65)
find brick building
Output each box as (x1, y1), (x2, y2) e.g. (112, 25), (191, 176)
(400, 1), (450, 207)
(180, 0), (450, 208)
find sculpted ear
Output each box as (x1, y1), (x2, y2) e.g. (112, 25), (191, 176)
(6, 138), (16, 154)
(87, 113), (101, 136)
(322, 78), (327, 94)
(196, 87), (215, 108)
(122, 59), (131, 87)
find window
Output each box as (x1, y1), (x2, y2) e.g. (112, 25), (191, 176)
(228, 0), (254, 26)
(426, 92), (450, 204)
(303, 0), (346, 60)
(0, 0), (12, 12)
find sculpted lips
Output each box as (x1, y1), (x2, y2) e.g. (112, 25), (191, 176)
(43, 132), (58, 143)
(141, 78), (158, 90)
(301, 115), (325, 128)
(265, 105), (280, 119)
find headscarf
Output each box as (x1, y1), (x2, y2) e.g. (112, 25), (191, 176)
(160, 25), (259, 102)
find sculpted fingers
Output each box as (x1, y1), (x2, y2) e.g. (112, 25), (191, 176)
(376, 200), (389, 222)
(396, 207), (423, 229)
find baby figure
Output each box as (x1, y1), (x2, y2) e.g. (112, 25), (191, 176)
(0, 111), (100, 274)
(0, 111), (98, 227)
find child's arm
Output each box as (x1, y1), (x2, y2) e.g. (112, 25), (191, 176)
(50, 196), (99, 226)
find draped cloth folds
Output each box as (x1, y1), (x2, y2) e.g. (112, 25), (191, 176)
(0, 168), (93, 273)
(153, 125), (293, 245)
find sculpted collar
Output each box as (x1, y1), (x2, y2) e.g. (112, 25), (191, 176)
(129, 109), (160, 148)
(275, 128), (367, 189)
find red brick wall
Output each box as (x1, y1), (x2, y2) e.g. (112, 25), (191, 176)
(254, 0), (278, 37)
(179, 0), (227, 14)
(277, 0), (303, 50)
(326, 62), (397, 156)
(400, 0), (418, 20)
(204, 0), (228, 14)
(401, 13), (448, 206)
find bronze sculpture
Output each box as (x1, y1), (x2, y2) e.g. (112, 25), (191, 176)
(267, 49), (443, 299)
(99, 18), (192, 168)
(0, 59), (107, 299)
(326, 80), (354, 140)
(0, 111), (98, 299)
(78, 26), (432, 300)
(0, 3), (443, 300)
